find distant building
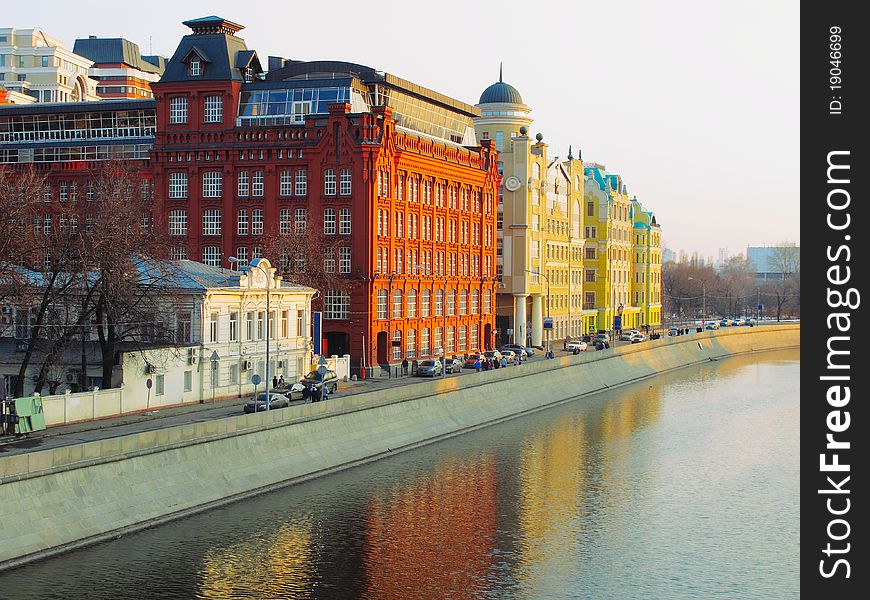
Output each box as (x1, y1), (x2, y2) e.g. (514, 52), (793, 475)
(73, 36), (165, 99)
(746, 246), (800, 280)
(662, 247), (675, 264)
(0, 27), (99, 102)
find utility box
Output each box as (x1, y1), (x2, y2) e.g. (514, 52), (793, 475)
(9, 395), (47, 434)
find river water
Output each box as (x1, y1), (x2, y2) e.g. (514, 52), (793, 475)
(2, 349), (799, 599)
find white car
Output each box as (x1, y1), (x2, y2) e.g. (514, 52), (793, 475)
(630, 333), (646, 343)
(566, 340), (589, 352)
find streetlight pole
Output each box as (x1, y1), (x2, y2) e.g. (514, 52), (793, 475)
(525, 269), (550, 357)
(230, 256), (271, 411)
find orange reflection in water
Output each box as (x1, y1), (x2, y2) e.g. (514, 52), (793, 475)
(361, 455), (499, 600)
(197, 519), (314, 599)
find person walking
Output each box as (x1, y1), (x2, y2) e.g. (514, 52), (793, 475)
(272, 375), (278, 390)
(401, 358), (409, 377)
(500, 356), (507, 369)
(474, 358), (481, 372)
(514, 353), (520, 366)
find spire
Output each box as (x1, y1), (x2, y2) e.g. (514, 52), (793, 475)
(568, 145), (574, 160)
(499, 62), (503, 83)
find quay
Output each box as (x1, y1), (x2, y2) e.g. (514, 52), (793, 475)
(0, 325), (799, 571)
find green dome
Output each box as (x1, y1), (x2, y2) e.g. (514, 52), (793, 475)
(479, 81), (523, 104)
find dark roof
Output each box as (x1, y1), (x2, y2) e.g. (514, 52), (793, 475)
(72, 37), (164, 74)
(141, 55), (166, 71)
(479, 81), (523, 104)
(159, 32), (258, 83)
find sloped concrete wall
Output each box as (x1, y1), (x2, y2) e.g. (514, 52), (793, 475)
(0, 325), (798, 570)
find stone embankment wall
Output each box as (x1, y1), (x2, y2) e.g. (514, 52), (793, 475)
(0, 325), (799, 570)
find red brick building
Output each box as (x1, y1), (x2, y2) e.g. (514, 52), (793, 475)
(150, 16), (499, 374)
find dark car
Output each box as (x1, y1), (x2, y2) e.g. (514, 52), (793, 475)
(243, 392), (290, 413)
(295, 369), (338, 401)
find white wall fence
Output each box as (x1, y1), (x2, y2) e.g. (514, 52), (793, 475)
(36, 353), (351, 427)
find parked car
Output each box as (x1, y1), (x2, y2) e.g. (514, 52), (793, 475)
(464, 353), (483, 369)
(630, 332), (646, 343)
(416, 359), (442, 377)
(733, 317), (746, 326)
(523, 346), (537, 356)
(445, 357), (462, 374)
(619, 332), (634, 342)
(243, 392), (290, 413)
(483, 350), (503, 363)
(595, 332), (611, 344)
(705, 321), (720, 330)
(499, 344), (528, 358)
(566, 340), (588, 352)
(668, 327), (680, 336)
(500, 349), (518, 362)
(294, 369), (339, 400)
(720, 318), (733, 327)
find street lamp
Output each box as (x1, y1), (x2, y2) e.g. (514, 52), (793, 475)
(524, 269), (551, 357)
(688, 276), (706, 329)
(229, 256), (271, 411)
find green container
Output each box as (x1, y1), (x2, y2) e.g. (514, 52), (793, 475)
(13, 395), (46, 434)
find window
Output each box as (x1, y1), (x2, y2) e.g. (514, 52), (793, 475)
(176, 312), (192, 343)
(251, 171), (264, 197)
(587, 201), (595, 217)
(203, 246), (221, 267)
(204, 95), (222, 123)
(324, 290), (350, 319)
(459, 325), (467, 352)
(447, 289), (456, 316)
(471, 289), (479, 314)
(229, 312), (238, 342)
(237, 209), (249, 235)
(169, 172), (188, 198)
(434, 327), (442, 356)
(155, 375), (165, 396)
(435, 289), (443, 316)
(340, 169), (352, 195)
(339, 208), (351, 235)
(280, 170), (293, 196)
(59, 181), (68, 202)
(324, 169), (337, 195)
(257, 311), (265, 340)
(170, 247), (187, 260)
(407, 289), (417, 318)
(323, 248), (336, 273)
(168, 210), (187, 236)
(251, 209), (263, 235)
(229, 364), (239, 385)
(585, 247), (596, 260)
(339, 247), (351, 273)
(280, 209), (292, 234)
(189, 58), (201, 76)
(484, 290), (492, 313)
(392, 289), (402, 319)
(169, 97), (188, 124)
(324, 208), (336, 234)
(406, 329), (417, 359)
(184, 371), (192, 392)
(202, 172), (222, 197)
(459, 290), (467, 315)
(203, 209), (222, 235)
(421, 289), (431, 317)
(295, 170), (307, 196)
(447, 326), (455, 353)
(377, 289), (388, 319)
(470, 324), (478, 350)
(237, 172), (249, 197)
(209, 312), (219, 343)
(420, 328), (430, 356)
(294, 208), (307, 233)
(281, 310), (289, 337)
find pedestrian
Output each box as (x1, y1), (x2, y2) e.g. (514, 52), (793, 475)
(321, 384), (329, 401)
(475, 358), (481, 372)
(401, 357), (409, 376)
(500, 356), (507, 369)
(272, 375), (278, 389)
(278, 375), (285, 386)
(514, 353), (520, 366)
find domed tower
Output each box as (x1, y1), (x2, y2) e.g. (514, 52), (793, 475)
(473, 64), (533, 152)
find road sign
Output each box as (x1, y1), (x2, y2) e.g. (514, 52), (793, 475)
(614, 315), (622, 330)
(543, 317), (553, 329)
(251, 374), (261, 386)
(146, 378), (153, 389)
(210, 350), (220, 363)
(757, 304), (763, 311)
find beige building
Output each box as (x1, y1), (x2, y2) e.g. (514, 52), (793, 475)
(474, 72), (586, 350)
(0, 27), (98, 103)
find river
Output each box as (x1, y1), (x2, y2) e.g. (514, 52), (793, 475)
(1, 349), (799, 599)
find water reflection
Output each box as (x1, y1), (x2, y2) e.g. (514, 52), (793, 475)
(0, 350), (799, 600)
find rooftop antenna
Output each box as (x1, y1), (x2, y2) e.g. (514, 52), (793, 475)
(149, 35), (152, 55)
(499, 62), (503, 83)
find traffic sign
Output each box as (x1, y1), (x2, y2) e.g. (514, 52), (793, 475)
(146, 378), (153, 389)
(251, 374), (261, 386)
(210, 350), (220, 362)
(543, 317), (553, 329)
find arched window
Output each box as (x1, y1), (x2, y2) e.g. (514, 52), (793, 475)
(421, 289), (431, 317)
(377, 289), (388, 319)
(406, 329), (417, 358)
(392, 329), (402, 360)
(407, 289), (417, 318)
(471, 289), (479, 314)
(447, 289), (456, 316)
(435, 289), (444, 316)
(447, 326), (456, 353)
(459, 325), (467, 352)
(459, 290), (468, 315)
(420, 328), (430, 356)
(392, 289), (402, 319)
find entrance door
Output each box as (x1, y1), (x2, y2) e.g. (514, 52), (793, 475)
(325, 331), (350, 358)
(376, 331), (388, 365)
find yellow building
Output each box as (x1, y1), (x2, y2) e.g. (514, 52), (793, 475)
(0, 27), (98, 103)
(630, 198), (663, 329)
(584, 163), (663, 333)
(473, 71), (586, 350)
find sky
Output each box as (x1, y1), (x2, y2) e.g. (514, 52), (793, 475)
(7, 0), (800, 260)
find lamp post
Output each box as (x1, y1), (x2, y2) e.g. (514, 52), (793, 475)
(230, 256), (271, 411)
(688, 276), (706, 329)
(524, 269), (550, 356)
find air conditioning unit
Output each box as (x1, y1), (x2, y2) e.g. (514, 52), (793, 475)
(65, 370), (81, 383)
(242, 360), (252, 370)
(145, 364), (158, 374)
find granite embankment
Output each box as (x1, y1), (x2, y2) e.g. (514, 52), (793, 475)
(0, 324), (799, 570)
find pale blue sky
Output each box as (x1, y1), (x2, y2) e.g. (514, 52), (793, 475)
(7, 0), (800, 260)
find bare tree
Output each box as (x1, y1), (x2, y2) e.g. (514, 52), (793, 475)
(0, 165), (43, 305)
(761, 242), (800, 321)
